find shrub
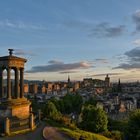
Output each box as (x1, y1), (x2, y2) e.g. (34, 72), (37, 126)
(102, 130), (122, 140)
(59, 115), (77, 129)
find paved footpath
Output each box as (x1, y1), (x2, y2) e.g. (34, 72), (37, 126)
(0, 123), (74, 140)
(0, 123), (45, 140)
(43, 126), (74, 140)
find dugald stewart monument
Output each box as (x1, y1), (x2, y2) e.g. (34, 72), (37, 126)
(0, 49), (37, 136)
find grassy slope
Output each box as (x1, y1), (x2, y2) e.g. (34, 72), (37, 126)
(46, 119), (111, 140)
(59, 127), (111, 140)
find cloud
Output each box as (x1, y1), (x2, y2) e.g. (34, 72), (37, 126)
(59, 71), (79, 74)
(132, 39), (140, 46)
(132, 10), (140, 32)
(63, 20), (125, 38)
(114, 63), (140, 70)
(95, 58), (109, 64)
(124, 47), (140, 62)
(0, 20), (47, 30)
(92, 73), (123, 77)
(26, 60), (92, 73)
(48, 60), (63, 64)
(89, 22), (125, 38)
(114, 47), (140, 70)
(14, 49), (37, 56)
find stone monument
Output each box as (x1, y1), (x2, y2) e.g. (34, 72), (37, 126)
(0, 49), (34, 135)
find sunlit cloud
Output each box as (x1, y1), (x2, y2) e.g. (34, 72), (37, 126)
(26, 60), (92, 73)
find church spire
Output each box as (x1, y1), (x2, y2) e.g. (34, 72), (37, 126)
(68, 75), (70, 83)
(118, 78), (122, 92)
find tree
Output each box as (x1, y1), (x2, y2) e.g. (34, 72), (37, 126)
(80, 105), (108, 133)
(84, 97), (97, 106)
(59, 93), (83, 114)
(45, 101), (61, 121)
(125, 109), (140, 140)
(108, 118), (127, 132)
(31, 100), (46, 118)
(49, 97), (62, 111)
(71, 93), (83, 113)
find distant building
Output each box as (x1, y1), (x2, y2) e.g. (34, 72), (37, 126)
(74, 82), (80, 91)
(67, 76), (71, 88)
(117, 79), (122, 92)
(54, 83), (61, 91)
(24, 83), (29, 93)
(67, 76), (72, 93)
(95, 87), (104, 94)
(47, 82), (53, 93)
(29, 84), (38, 94)
(83, 78), (93, 87)
(105, 74), (110, 88)
(41, 85), (46, 93)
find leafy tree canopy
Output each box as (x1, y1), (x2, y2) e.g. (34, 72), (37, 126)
(125, 109), (140, 140)
(80, 105), (108, 133)
(45, 101), (61, 121)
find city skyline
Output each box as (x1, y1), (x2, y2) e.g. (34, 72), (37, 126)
(1, 0), (140, 82)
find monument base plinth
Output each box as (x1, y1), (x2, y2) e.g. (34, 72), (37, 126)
(0, 98), (31, 119)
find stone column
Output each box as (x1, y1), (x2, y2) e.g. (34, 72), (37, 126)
(15, 68), (19, 98)
(20, 68), (24, 98)
(0, 68), (3, 98)
(29, 113), (34, 130)
(7, 68), (11, 99)
(5, 117), (10, 135)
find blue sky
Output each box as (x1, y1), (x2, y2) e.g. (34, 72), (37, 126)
(1, 0), (140, 82)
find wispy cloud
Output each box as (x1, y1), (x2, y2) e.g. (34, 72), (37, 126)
(26, 60), (92, 73)
(63, 20), (125, 38)
(89, 22), (125, 38)
(95, 58), (109, 64)
(0, 20), (47, 30)
(48, 59), (63, 65)
(14, 49), (37, 56)
(114, 47), (140, 70)
(132, 10), (140, 33)
(132, 39), (140, 46)
(59, 71), (79, 74)
(114, 63), (140, 70)
(92, 73), (123, 77)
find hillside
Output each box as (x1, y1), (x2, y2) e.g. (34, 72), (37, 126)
(59, 127), (111, 140)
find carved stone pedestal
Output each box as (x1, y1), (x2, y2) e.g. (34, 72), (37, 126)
(0, 98), (31, 119)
